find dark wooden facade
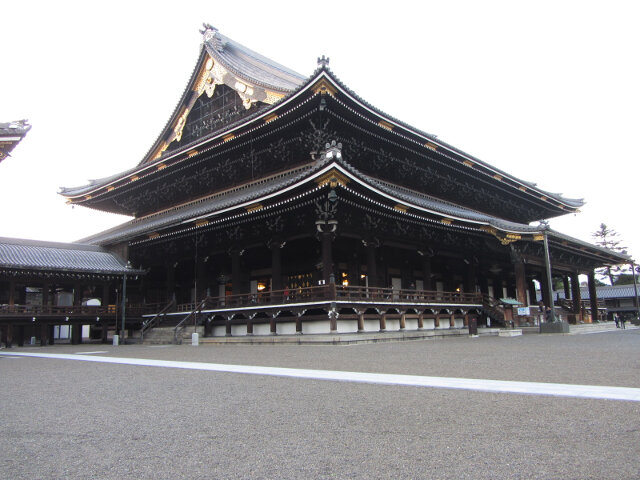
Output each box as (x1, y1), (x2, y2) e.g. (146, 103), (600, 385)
(38, 26), (631, 339)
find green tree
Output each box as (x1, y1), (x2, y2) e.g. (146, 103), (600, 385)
(592, 223), (628, 284)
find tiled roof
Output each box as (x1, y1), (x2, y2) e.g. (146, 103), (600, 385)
(555, 284), (640, 300)
(0, 237), (139, 274)
(205, 29), (306, 92)
(79, 162), (324, 245)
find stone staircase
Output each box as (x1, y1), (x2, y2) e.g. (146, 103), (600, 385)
(140, 326), (204, 344)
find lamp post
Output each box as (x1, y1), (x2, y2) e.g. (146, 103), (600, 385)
(120, 262), (132, 343)
(541, 222), (557, 323)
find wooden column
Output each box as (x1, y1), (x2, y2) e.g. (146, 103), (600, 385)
(464, 261), (477, 294)
(321, 231), (333, 284)
(271, 241), (283, 292)
(366, 242), (378, 288)
(16, 326), (25, 347)
(588, 271), (599, 322)
(195, 258), (207, 302)
(571, 272), (582, 317)
(8, 279), (15, 307)
(72, 283), (82, 345)
(563, 276), (571, 300)
(528, 277), (538, 308)
(540, 271), (551, 308)
(4, 325), (12, 348)
(231, 249), (242, 295)
(40, 323), (49, 346)
(379, 313), (386, 332)
(514, 260), (527, 306)
(417, 312), (424, 329)
(422, 255), (433, 291)
(166, 263), (176, 303)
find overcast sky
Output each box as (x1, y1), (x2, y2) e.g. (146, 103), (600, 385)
(2, 0), (639, 264)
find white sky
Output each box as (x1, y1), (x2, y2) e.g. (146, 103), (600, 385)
(1, 0), (639, 263)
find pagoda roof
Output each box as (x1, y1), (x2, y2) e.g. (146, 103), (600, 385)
(0, 237), (143, 276)
(74, 147), (626, 267)
(0, 120), (31, 163)
(60, 27), (583, 223)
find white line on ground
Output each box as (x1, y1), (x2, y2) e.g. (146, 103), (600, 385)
(2, 351), (639, 402)
(74, 351), (109, 355)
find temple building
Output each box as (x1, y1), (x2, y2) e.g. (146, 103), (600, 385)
(0, 120), (31, 163)
(0, 25), (629, 344)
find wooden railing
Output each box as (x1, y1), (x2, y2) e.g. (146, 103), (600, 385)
(140, 299), (176, 341)
(171, 285), (483, 312)
(0, 303), (155, 318)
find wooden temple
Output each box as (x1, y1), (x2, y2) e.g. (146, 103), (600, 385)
(0, 120), (31, 163)
(1, 25), (629, 344)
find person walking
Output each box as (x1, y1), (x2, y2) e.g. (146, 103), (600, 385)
(614, 313), (620, 328)
(620, 315), (626, 329)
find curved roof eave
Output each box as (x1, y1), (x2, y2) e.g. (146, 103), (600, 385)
(312, 68), (584, 211)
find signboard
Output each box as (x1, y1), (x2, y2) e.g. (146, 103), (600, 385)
(517, 307), (531, 316)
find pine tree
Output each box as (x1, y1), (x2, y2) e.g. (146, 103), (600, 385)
(592, 223), (627, 284)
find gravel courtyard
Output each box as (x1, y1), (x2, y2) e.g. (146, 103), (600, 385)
(1, 329), (639, 479)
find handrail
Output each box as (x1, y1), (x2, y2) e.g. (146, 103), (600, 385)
(0, 303), (156, 317)
(173, 296), (212, 344)
(171, 285), (483, 312)
(140, 299), (176, 341)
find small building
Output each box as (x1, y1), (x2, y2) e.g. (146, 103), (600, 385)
(0, 120), (31, 163)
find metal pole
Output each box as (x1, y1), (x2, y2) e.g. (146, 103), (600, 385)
(631, 262), (640, 321)
(121, 273), (127, 341)
(543, 229), (557, 323)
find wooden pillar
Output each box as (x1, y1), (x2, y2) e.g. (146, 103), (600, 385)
(271, 241), (283, 292)
(8, 280), (16, 307)
(166, 263), (176, 303)
(435, 314), (440, 328)
(231, 249), (244, 295)
(571, 272), (582, 316)
(247, 316), (254, 336)
(195, 258), (207, 302)
(379, 313), (387, 331)
(366, 242), (378, 288)
(321, 231), (333, 284)
(449, 313), (455, 328)
(357, 312), (365, 332)
(563, 276), (571, 300)
(540, 271), (551, 308)
(514, 261), (527, 306)
(42, 282), (50, 307)
(588, 271), (599, 322)
(4, 324), (12, 348)
(40, 323), (49, 346)
(422, 255), (433, 291)
(417, 312), (424, 329)
(72, 283), (82, 345)
(101, 321), (109, 344)
(16, 326), (25, 347)
(399, 313), (406, 330)
(464, 261), (476, 294)
(528, 277), (538, 307)
(226, 315), (232, 337)
(270, 314), (277, 335)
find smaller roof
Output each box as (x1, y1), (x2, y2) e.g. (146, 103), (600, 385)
(0, 119), (31, 163)
(0, 237), (143, 275)
(500, 298), (523, 305)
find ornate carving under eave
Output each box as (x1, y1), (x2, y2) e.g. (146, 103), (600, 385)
(315, 168), (349, 188)
(311, 78), (337, 96)
(481, 225), (522, 245)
